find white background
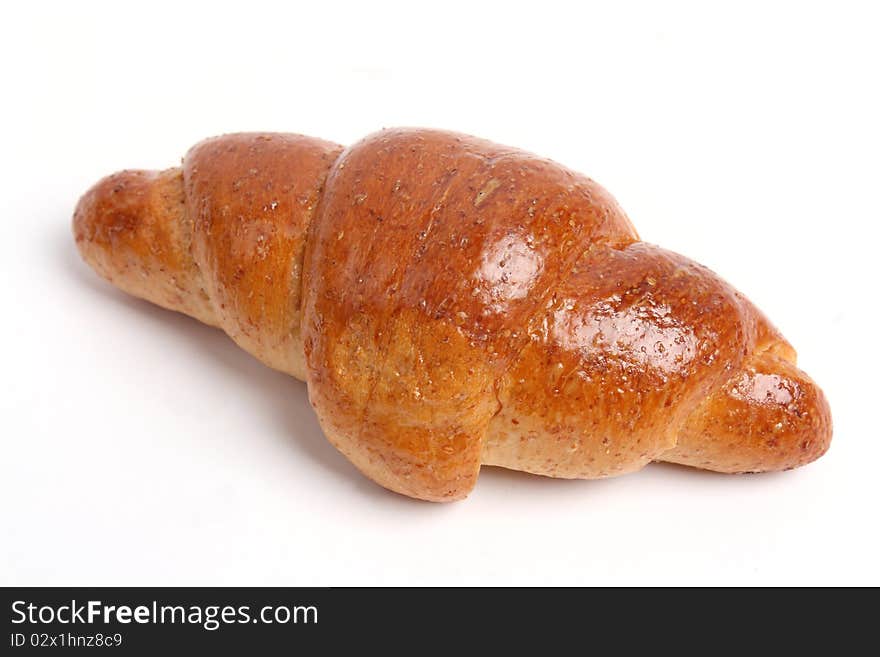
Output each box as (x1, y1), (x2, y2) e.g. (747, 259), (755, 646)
(2, 0), (878, 585)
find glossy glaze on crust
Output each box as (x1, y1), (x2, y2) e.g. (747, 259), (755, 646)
(73, 128), (832, 501)
(185, 134), (344, 378)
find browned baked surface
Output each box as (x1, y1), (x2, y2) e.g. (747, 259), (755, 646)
(73, 129), (832, 501)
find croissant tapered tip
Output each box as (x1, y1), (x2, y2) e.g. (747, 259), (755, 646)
(664, 351), (832, 473)
(71, 167), (219, 326)
(73, 169), (156, 261)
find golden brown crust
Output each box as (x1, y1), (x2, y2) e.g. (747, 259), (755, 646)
(663, 349), (832, 472)
(73, 168), (217, 325)
(72, 127), (833, 501)
(301, 129), (640, 499)
(184, 133), (343, 378)
(483, 242), (763, 478)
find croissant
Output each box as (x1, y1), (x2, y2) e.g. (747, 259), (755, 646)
(73, 129), (832, 501)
